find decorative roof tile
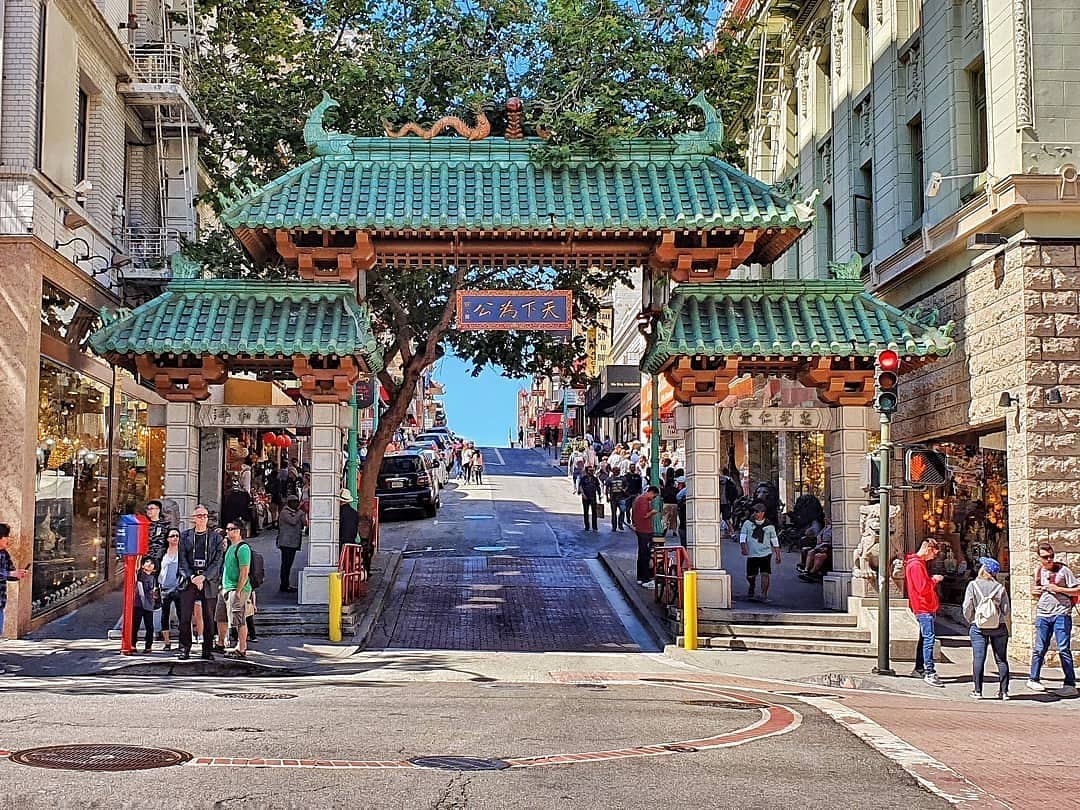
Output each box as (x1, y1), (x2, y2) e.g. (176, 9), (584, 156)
(640, 279), (954, 374)
(89, 279), (383, 371)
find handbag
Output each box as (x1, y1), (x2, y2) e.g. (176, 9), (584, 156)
(597, 502), (605, 518)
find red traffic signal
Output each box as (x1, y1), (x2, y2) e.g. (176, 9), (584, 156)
(905, 448), (950, 486)
(877, 349), (900, 371)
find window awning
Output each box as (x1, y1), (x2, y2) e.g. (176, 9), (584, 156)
(537, 412), (563, 430)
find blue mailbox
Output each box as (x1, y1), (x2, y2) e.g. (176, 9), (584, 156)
(115, 514), (150, 557)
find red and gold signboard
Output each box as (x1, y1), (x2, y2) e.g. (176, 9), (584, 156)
(456, 290), (573, 331)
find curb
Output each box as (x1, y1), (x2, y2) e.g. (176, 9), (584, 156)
(353, 549), (403, 649)
(100, 658), (292, 678)
(597, 551), (672, 649)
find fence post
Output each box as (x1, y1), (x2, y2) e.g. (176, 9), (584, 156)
(683, 570), (698, 650)
(328, 572), (342, 642)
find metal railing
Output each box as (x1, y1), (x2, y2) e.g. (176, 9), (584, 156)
(130, 43), (192, 89)
(652, 545), (693, 609)
(121, 227), (182, 271)
(338, 496), (379, 607)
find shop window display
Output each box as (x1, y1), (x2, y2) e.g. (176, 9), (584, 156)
(34, 360), (110, 613)
(918, 442), (1009, 605)
(114, 393), (163, 517)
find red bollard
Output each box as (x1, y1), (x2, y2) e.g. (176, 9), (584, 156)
(119, 555), (138, 655)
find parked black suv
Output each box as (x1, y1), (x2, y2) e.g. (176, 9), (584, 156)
(373, 450), (440, 517)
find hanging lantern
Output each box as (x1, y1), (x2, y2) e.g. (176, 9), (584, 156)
(264, 433), (278, 446)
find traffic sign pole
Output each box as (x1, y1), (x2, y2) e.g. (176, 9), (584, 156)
(874, 413), (895, 676)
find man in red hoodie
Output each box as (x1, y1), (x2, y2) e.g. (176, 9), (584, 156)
(905, 538), (945, 686)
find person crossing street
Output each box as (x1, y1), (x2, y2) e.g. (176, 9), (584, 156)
(579, 466), (601, 532)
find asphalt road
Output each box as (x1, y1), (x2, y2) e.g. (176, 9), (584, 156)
(0, 448), (948, 809)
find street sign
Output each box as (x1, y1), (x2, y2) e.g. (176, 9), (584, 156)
(456, 290), (573, 331)
(355, 375), (376, 409)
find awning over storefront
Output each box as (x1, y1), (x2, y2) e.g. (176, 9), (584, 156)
(538, 412), (563, 430)
(585, 365), (641, 417)
(640, 375), (676, 423)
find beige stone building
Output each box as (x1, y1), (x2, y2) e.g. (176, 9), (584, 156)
(0, 0), (203, 635)
(730, 0), (1080, 651)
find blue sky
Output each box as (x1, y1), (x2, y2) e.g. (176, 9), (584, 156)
(434, 355), (521, 447)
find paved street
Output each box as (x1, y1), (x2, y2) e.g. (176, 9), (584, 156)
(0, 446), (1063, 808)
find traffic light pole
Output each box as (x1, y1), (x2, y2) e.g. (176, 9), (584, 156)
(874, 413), (895, 676)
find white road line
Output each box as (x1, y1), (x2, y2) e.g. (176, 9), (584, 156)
(490, 447), (505, 465)
(799, 695), (1010, 808)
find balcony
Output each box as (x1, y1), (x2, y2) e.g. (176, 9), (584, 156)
(118, 228), (183, 279)
(118, 44), (205, 128)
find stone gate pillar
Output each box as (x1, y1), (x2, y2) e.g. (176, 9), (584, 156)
(164, 403), (201, 524)
(823, 405), (874, 610)
(300, 403), (343, 605)
(675, 404), (732, 608)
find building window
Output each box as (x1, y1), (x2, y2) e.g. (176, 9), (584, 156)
(815, 47), (832, 136)
(969, 63), (988, 173)
(821, 197), (834, 270)
(852, 1), (871, 92)
(34, 1), (48, 169)
(855, 163), (874, 259)
(785, 88), (798, 171)
(909, 120), (924, 223)
(76, 89), (89, 184)
(903, 0), (923, 38)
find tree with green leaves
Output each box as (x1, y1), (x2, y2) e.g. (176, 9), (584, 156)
(193, 0), (755, 540)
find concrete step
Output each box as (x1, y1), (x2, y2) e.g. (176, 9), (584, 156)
(255, 604), (358, 637)
(677, 634), (878, 657)
(687, 622), (871, 644)
(692, 609), (859, 627)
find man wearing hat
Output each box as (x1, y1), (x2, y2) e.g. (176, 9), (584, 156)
(738, 501), (782, 602)
(339, 487), (360, 550)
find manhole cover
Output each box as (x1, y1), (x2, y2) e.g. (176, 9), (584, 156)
(575, 684), (608, 690)
(10, 744), (191, 772)
(410, 756), (510, 771)
(681, 700), (758, 710)
(224, 727), (264, 733)
(216, 692), (297, 700)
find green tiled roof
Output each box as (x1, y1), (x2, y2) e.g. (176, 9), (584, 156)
(89, 279), (383, 371)
(219, 138), (812, 240)
(640, 279), (954, 374)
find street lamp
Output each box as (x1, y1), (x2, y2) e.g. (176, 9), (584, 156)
(640, 266), (671, 547)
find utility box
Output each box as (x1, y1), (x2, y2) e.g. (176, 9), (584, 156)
(114, 514), (150, 557)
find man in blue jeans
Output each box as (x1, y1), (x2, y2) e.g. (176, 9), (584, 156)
(904, 538), (944, 686)
(1028, 542), (1079, 696)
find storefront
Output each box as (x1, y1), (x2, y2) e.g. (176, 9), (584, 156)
(29, 278), (166, 622)
(906, 432), (1009, 612)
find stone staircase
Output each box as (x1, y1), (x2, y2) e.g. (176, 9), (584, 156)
(671, 607), (878, 657)
(255, 603), (362, 638)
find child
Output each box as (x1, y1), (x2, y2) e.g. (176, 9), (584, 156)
(133, 556), (159, 653)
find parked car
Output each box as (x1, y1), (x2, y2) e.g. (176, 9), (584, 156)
(406, 444), (448, 487)
(374, 450), (440, 517)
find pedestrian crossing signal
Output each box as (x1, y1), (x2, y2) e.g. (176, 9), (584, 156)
(905, 448), (950, 486)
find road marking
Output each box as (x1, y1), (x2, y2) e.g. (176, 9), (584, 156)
(473, 545), (520, 553)
(490, 448), (505, 465)
(798, 695), (1009, 808)
(463, 515), (495, 520)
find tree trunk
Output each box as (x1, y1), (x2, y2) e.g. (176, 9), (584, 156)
(356, 364), (423, 543)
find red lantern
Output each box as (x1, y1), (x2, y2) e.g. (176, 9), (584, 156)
(263, 433), (278, 447)
(280, 435), (292, 448)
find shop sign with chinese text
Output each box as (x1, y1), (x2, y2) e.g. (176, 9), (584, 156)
(456, 290), (572, 331)
(716, 407), (835, 432)
(197, 404), (312, 429)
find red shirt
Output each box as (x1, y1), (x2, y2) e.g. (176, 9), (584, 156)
(904, 553), (940, 615)
(631, 493), (655, 533)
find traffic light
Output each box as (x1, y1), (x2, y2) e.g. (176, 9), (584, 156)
(874, 349), (900, 416)
(905, 448), (950, 486)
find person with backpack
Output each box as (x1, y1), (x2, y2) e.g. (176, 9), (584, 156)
(220, 519), (255, 659)
(607, 466), (627, 531)
(1027, 542), (1080, 696)
(962, 557), (1011, 700)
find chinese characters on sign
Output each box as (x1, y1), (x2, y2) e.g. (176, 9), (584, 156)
(456, 290), (573, 331)
(716, 408), (834, 432)
(197, 404), (312, 429)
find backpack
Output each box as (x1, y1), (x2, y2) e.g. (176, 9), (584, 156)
(723, 476), (740, 504)
(973, 584), (1003, 630)
(237, 542), (265, 590)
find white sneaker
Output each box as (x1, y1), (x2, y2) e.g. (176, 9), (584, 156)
(638, 580), (654, 588)
(923, 672), (944, 687)
(1027, 679), (1046, 692)
(1058, 685), (1078, 697)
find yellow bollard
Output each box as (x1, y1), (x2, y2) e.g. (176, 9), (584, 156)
(683, 570), (698, 650)
(328, 572), (343, 642)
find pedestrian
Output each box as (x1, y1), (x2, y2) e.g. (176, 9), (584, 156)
(675, 474), (688, 548)
(631, 486), (660, 587)
(518, 427), (524, 447)
(661, 468), (679, 538)
(473, 448), (484, 485)
(580, 465), (601, 531)
(1027, 542), (1079, 696)
(220, 520), (253, 660)
(607, 465), (627, 531)
(220, 482), (253, 536)
(601, 435), (614, 456)
(905, 537), (945, 687)
(145, 500), (169, 567)
(622, 464), (643, 530)
(963, 557), (1011, 700)
(739, 501), (782, 603)
(132, 555), (159, 653)
(339, 488), (359, 550)
(177, 504), (224, 661)
(451, 443), (463, 480)
(158, 528), (183, 651)
(569, 444), (585, 493)
(719, 467), (740, 537)
(462, 443), (474, 483)
(0, 524), (29, 637)
(277, 495), (305, 593)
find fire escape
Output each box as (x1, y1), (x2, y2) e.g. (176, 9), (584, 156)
(117, 0), (204, 279)
(747, 17), (789, 184)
